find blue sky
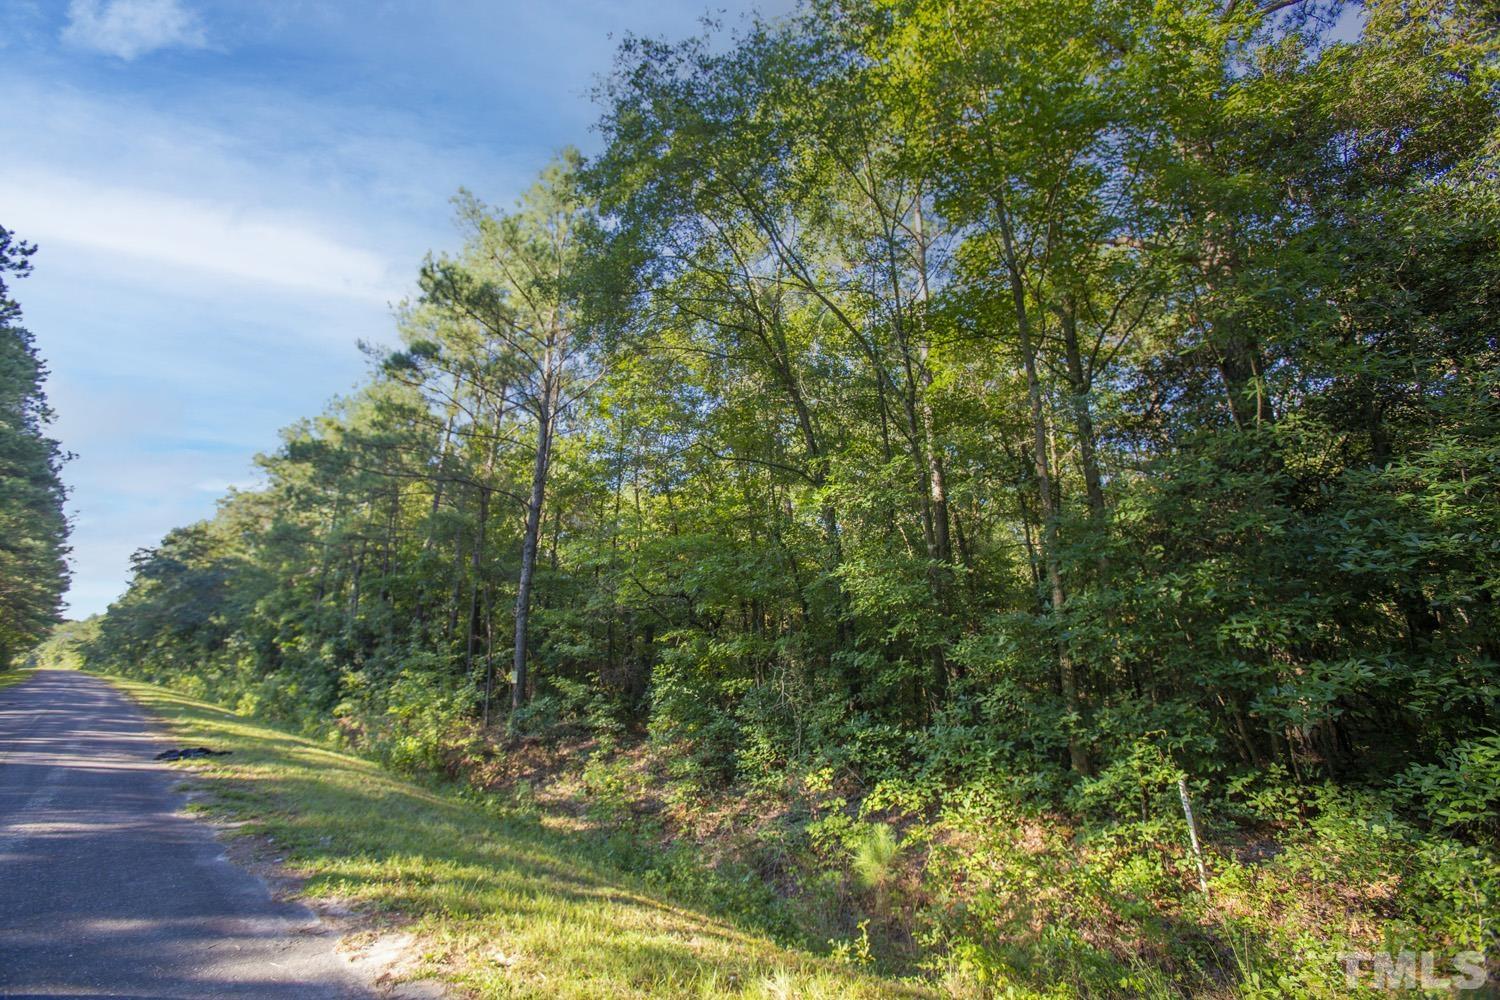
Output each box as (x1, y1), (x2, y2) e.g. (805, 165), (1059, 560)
(0, 0), (776, 617)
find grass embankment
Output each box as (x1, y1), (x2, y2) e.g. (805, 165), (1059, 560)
(102, 674), (927, 1000)
(0, 667), (35, 692)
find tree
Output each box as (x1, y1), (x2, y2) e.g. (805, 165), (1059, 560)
(0, 225), (69, 667)
(417, 152), (600, 712)
(80, 0), (1500, 830)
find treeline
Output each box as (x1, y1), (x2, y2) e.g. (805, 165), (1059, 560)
(0, 226), (69, 667)
(72, 2), (1500, 987)
(85, 0), (1497, 823)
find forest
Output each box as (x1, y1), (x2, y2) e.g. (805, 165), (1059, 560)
(28, 0), (1500, 994)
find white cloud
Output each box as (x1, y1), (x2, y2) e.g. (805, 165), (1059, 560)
(0, 78), (494, 312)
(62, 0), (207, 60)
(2, 170), (402, 305)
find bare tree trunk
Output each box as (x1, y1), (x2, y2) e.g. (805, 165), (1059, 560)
(465, 487), (488, 681)
(1060, 303), (1106, 526)
(445, 527), (463, 642)
(424, 371), (463, 550)
(482, 584), (495, 727)
(313, 492), (343, 604)
(913, 197), (954, 567)
(512, 378), (556, 712)
(348, 536), (367, 622)
(997, 203), (1089, 774)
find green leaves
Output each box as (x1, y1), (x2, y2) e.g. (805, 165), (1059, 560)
(0, 226), (68, 667)
(1396, 734), (1500, 836)
(65, 14), (1500, 990)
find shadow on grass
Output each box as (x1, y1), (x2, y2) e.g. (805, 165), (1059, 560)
(106, 675), (932, 999)
(0, 667), (36, 693)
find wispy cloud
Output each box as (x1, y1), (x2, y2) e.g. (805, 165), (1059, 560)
(0, 78), (505, 310)
(8, 0), (778, 617)
(4, 170), (402, 304)
(62, 0), (207, 60)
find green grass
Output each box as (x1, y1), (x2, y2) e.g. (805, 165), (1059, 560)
(102, 674), (929, 999)
(0, 667), (35, 692)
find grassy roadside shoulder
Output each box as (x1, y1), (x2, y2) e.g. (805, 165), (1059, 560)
(0, 667), (35, 692)
(99, 672), (929, 1000)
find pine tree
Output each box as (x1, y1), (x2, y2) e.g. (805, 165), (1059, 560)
(0, 225), (70, 667)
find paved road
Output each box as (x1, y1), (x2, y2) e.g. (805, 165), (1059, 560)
(0, 669), (370, 999)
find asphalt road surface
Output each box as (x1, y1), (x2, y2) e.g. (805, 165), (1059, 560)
(0, 669), (370, 999)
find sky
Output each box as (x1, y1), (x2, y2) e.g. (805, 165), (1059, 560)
(1, 0), (779, 618)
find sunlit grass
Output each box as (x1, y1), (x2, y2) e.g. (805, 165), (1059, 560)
(0, 667), (36, 692)
(104, 675), (929, 999)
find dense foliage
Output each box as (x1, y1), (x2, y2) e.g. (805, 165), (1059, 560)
(77, 0), (1497, 993)
(0, 225), (69, 667)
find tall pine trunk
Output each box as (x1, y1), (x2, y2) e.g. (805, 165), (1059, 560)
(512, 379), (555, 712)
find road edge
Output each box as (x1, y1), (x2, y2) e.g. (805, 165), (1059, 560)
(93, 669), (450, 1000)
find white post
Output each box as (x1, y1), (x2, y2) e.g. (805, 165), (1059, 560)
(1177, 774), (1209, 895)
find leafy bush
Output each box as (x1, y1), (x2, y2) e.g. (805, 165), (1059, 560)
(1395, 733), (1500, 839)
(377, 660), (479, 775)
